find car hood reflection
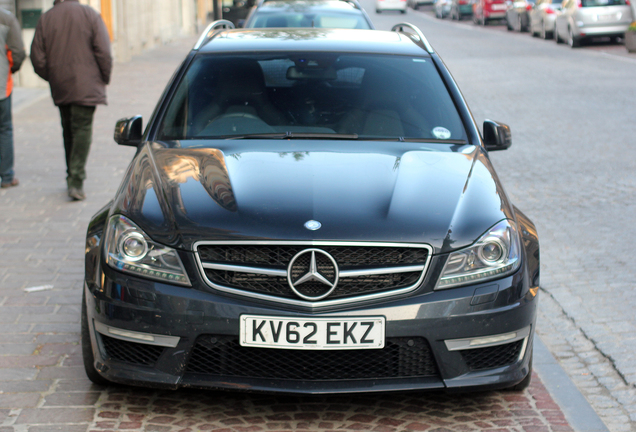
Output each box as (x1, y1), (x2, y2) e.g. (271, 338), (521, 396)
(113, 142), (512, 253)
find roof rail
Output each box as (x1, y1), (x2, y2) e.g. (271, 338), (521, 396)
(194, 20), (236, 50)
(391, 23), (434, 54)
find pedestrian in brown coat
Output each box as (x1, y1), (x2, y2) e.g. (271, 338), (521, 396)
(30, 0), (112, 201)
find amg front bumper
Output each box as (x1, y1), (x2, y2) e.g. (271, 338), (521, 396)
(84, 264), (537, 394)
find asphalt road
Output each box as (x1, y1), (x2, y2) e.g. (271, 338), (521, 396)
(0, 6), (635, 432)
(364, 4), (636, 430)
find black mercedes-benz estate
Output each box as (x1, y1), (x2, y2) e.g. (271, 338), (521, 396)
(82, 21), (540, 394)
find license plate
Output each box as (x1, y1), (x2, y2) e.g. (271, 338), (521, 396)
(597, 14), (616, 21)
(240, 315), (385, 350)
(491, 4), (507, 10)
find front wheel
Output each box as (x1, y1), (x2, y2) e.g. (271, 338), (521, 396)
(81, 289), (111, 386)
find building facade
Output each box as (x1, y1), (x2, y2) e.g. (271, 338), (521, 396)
(4, 0), (215, 88)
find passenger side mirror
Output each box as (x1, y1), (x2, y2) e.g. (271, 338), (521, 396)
(483, 120), (511, 151)
(114, 116), (143, 146)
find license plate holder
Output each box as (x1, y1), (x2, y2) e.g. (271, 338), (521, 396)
(240, 315), (385, 350)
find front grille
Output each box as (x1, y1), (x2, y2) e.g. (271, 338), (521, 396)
(205, 270), (422, 300)
(461, 340), (524, 371)
(100, 334), (164, 366)
(196, 243), (430, 302)
(198, 245), (427, 267)
(186, 335), (439, 380)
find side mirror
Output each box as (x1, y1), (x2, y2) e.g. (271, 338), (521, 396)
(483, 120), (511, 151)
(114, 116), (143, 146)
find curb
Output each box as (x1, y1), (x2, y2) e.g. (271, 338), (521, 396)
(534, 335), (610, 432)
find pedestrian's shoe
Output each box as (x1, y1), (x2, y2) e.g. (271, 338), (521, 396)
(68, 187), (86, 201)
(0, 178), (19, 188)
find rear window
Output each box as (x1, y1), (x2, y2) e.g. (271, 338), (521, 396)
(581, 0), (628, 5)
(250, 12), (371, 28)
(157, 53), (467, 142)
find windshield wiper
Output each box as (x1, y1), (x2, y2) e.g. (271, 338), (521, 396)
(362, 137), (468, 144)
(220, 132), (360, 140)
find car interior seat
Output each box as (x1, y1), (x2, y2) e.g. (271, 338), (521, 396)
(191, 59), (286, 135)
(338, 69), (430, 138)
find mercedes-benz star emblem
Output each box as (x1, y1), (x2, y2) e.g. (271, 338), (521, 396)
(287, 249), (339, 301)
(304, 220), (322, 230)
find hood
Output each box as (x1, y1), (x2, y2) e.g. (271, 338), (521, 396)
(113, 141), (513, 254)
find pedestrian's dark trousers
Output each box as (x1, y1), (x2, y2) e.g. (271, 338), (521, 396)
(59, 104), (96, 190)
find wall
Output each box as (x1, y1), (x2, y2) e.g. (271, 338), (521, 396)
(13, 0), (206, 88)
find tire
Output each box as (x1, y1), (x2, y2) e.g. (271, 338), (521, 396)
(506, 16), (513, 31)
(401, 9), (407, 13)
(509, 353), (533, 391)
(81, 289), (110, 386)
(555, 26), (563, 43)
(376, 9), (381, 13)
(541, 22), (552, 39)
(568, 26), (580, 47)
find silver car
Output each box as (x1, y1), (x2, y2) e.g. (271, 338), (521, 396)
(529, 0), (563, 38)
(554, 0), (633, 47)
(435, 0), (453, 17)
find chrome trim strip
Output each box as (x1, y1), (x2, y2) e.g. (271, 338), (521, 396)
(202, 262), (288, 277)
(193, 241), (433, 309)
(202, 262), (425, 278)
(339, 265), (425, 277)
(94, 321), (180, 348)
(444, 326), (531, 352)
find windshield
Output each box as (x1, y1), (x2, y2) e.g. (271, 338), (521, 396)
(157, 53), (467, 142)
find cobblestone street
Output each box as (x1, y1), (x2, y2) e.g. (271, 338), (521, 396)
(1, 6), (635, 431)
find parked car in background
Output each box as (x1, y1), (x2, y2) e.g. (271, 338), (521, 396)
(408, 0), (435, 10)
(473, 0), (508, 24)
(554, 0), (633, 46)
(376, 0), (408, 13)
(505, 0), (536, 31)
(435, 0), (453, 17)
(529, 0), (563, 38)
(242, 0), (375, 28)
(82, 21), (539, 395)
(450, 0), (474, 19)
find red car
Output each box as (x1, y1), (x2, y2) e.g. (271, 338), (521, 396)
(473, 0), (508, 24)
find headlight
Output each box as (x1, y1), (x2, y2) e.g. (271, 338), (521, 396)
(436, 220), (521, 290)
(104, 215), (191, 286)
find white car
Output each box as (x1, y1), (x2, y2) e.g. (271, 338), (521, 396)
(376, 0), (408, 13)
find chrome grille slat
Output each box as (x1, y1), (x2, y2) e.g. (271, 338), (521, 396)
(194, 241), (432, 308)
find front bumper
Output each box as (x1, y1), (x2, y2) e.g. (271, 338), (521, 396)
(84, 262), (538, 394)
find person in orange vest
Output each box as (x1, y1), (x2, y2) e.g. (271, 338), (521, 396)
(0, 8), (25, 189)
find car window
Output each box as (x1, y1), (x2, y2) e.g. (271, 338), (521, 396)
(581, 0), (627, 5)
(249, 12), (371, 29)
(157, 53), (467, 142)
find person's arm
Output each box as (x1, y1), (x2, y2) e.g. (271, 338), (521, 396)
(6, 14), (25, 73)
(92, 13), (112, 85)
(30, 19), (48, 81)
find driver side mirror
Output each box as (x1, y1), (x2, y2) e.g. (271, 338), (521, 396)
(483, 120), (511, 151)
(114, 116), (143, 146)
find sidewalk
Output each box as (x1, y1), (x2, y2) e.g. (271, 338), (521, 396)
(0, 36), (608, 432)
